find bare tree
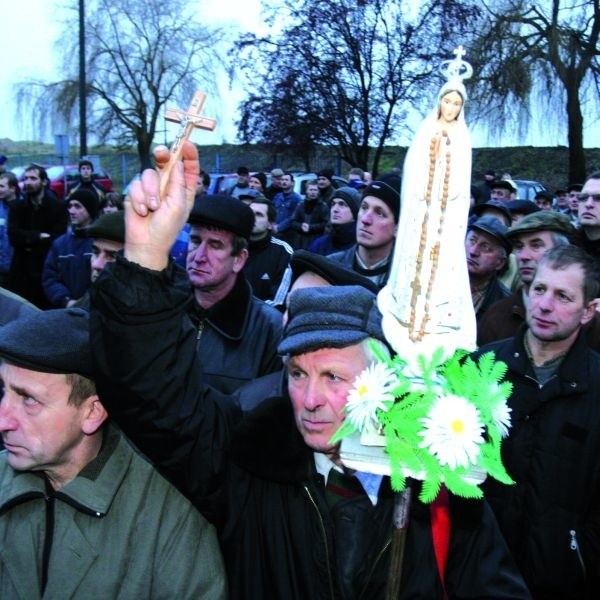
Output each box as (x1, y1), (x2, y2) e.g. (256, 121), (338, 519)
(471, 0), (600, 184)
(16, 0), (225, 169)
(234, 0), (479, 176)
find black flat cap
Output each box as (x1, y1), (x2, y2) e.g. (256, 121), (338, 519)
(291, 250), (378, 293)
(188, 194), (255, 239)
(0, 308), (93, 378)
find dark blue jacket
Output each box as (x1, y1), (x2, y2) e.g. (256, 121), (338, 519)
(42, 230), (92, 306)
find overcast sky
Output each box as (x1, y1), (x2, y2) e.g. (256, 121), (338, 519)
(1, 0), (598, 149)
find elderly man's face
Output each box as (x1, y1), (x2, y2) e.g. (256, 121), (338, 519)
(465, 229), (506, 281)
(0, 364), (94, 482)
(288, 343), (368, 462)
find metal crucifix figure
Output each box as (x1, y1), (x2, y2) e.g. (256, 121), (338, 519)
(160, 91), (217, 198)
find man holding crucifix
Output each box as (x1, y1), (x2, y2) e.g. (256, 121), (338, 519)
(90, 136), (529, 598)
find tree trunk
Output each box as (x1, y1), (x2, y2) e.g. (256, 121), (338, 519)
(565, 80), (586, 184)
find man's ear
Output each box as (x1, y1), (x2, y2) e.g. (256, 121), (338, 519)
(581, 298), (600, 326)
(233, 248), (249, 273)
(81, 396), (108, 435)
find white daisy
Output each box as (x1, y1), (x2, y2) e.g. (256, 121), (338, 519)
(345, 362), (398, 432)
(491, 400), (512, 438)
(418, 394), (484, 469)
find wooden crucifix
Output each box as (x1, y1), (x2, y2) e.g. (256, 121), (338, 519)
(160, 91), (217, 198)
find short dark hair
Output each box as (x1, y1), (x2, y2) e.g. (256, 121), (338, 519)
(25, 164), (48, 182)
(66, 373), (97, 407)
(283, 171), (295, 181)
(78, 159), (93, 170)
(251, 197), (276, 222)
(100, 192), (123, 212)
(537, 245), (600, 303)
(0, 172), (19, 191)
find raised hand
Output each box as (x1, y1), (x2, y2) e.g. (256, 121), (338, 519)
(124, 141), (199, 271)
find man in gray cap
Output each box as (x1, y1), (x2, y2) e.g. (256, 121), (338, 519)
(478, 211), (575, 346)
(0, 308), (226, 599)
(183, 193), (282, 393)
(90, 141), (529, 599)
(465, 215), (512, 323)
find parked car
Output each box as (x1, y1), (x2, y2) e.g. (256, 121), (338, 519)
(207, 171), (348, 197)
(513, 179), (546, 201)
(46, 164), (114, 200)
(291, 172), (348, 196)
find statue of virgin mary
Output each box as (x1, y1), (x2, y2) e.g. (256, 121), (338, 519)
(378, 47), (476, 362)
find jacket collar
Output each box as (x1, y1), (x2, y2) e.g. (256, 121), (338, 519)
(0, 426), (130, 517)
(504, 327), (593, 395)
(192, 274), (252, 340)
(248, 232), (272, 252)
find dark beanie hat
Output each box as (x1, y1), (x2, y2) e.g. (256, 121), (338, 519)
(362, 172), (401, 222)
(0, 308), (93, 378)
(290, 250), (378, 293)
(331, 186), (361, 220)
(278, 285), (384, 356)
(317, 168), (334, 182)
(69, 188), (100, 221)
(188, 194), (255, 240)
(79, 210), (125, 243)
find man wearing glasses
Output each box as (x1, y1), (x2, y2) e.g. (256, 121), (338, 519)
(577, 172), (600, 260)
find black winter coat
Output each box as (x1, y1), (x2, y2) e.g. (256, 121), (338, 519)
(476, 329), (600, 599)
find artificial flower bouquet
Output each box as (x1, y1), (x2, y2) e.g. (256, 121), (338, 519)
(333, 346), (514, 503)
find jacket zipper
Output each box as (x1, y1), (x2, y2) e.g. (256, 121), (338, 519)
(197, 320), (204, 341)
(569, 529), (587, 577)
(304, 485), (336, 600)
(358, 538), (392, 599)
(42, 489), (55, 595)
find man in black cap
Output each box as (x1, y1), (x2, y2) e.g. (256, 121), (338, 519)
(0, 308), (226, 598)
(42, 188), (99, 307)
(534, 190), (554, 211)
(328, 172), (400, 288)
(7, 164), (68, 308)
(226, 166), (251, 199)
(490, 179), (517, 204)
(465, 216), (512, 323)
(66, 159), (106, 202)
(316, 167), (336, 204)
(184, 193), (283, 393)
(90, 145), (529, 597)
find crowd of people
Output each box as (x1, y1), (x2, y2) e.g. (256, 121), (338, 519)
(1, 133), (600, 599)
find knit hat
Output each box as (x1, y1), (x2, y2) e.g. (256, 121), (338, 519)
(188, 194), (255, 240)
(317, 168), (334, 182)
(468, 216), (512, 254)
(0, 308), (93, 378)
(290, 250), (378, 293)
(278, 285), (384, 356)
(331, 186), (361, 220)
(362, 172), (401, 222)
(79, 210), (125, 243)
(69, 188), (100, 221)
(507, 210), (575, 240)
(250, 172), (267, 189)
